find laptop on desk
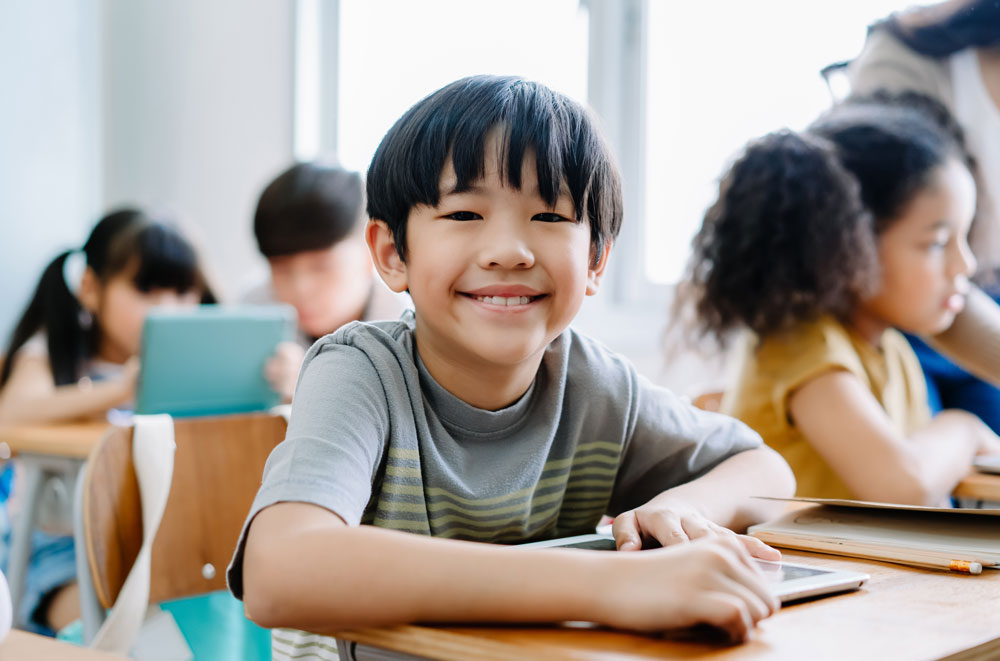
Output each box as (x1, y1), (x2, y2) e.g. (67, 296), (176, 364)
(135, 305), (294, 417)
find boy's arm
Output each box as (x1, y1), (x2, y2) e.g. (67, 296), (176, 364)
(788, 369), (999, 505)
(612, 446), (794, 556)
(241, 501), (778, 640)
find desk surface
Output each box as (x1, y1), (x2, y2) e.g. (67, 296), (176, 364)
(0, 422), (110, 459)
(334, 550), (1000, 661)
(0, 630), (124, 660)
(953, 471), (1000, 502)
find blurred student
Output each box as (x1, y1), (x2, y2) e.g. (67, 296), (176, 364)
(0, 208), (213, 633)
(682, 97), (1000, 505)
(232, 76), (794, 659)
(247, 162), (409, 400)
(848, 0), (1000, 431)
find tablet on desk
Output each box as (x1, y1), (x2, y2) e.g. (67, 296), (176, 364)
(521, 532), (868, 603)
(136, 305), (294, 417)
(974, 454), (1000, 475)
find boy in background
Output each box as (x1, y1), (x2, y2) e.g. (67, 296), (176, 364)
(247, 162), (409, 399)
(230, 76), (794, 658)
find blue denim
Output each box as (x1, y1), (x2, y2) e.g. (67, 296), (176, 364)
(0, 465), (77, 636)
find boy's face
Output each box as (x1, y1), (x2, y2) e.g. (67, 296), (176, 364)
(268, 239), (373, 338)
(374, 141), (609, 377)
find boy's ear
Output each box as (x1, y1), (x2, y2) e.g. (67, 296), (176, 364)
(366, 219), (409, 293)
(77, 266), (100, 312)
(586, 241), (612, 296)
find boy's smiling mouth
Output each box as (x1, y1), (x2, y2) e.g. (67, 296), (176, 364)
(460, 285), (547, 307)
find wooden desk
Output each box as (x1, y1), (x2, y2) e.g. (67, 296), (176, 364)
(0, 422), (110, 626)
(953, 471), (1000, 503)
(333, 550), (1000, 661)
(0, 629), (124, 659)
(0, 421), (110, 460)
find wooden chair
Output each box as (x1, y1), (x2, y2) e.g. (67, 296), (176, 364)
(75, 412), (287, 646)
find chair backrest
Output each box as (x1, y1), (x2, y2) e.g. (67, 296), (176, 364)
(81, 412), (287, 608)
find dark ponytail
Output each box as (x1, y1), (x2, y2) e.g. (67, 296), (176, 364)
(682, 130), (878, 342)
(1, 208), (214, 388)
(1, 252), (92, 387)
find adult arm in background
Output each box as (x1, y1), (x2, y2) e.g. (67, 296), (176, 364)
(928, 285), (1000, 387)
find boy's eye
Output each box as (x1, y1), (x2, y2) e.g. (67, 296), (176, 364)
(532, 212), (572, 223)
(443, 211), (482, 221)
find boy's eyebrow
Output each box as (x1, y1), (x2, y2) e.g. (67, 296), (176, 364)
(442, 181), (574, 201)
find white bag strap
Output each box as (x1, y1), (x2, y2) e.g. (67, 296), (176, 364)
(91, 414), (176, 655)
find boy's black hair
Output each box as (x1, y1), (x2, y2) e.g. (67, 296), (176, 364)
(254, 162), (365, 258)
(1, 208), (215, 387)
(366, 75), (623, 263)
(683, 95), (968, 341)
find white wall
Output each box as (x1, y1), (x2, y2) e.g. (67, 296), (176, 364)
(0, 0), (102, 344)
(101, 0), (295, 300)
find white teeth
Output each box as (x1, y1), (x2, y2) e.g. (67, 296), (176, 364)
(475, 295), (532, 306)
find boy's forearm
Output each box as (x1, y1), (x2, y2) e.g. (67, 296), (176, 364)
(648, 446), (795, 531)
(244, 519), (610, 632)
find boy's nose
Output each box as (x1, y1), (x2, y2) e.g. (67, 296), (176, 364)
(479, 225), (534, 269)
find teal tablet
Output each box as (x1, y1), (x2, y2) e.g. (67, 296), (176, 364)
(136, 305), (295, 417)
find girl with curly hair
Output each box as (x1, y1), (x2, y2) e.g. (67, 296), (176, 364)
(683, 97), (1000, 505)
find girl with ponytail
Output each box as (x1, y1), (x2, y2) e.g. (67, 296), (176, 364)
(681, 96), (1000, 506)
(0, 208), (214, 424)
(0, 208), (213, 634)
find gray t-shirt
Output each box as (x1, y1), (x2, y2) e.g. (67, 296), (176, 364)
(227, 311), (761, 598)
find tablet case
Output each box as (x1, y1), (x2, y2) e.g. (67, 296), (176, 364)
(136, 305), (295, 417)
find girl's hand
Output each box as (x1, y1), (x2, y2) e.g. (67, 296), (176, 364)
(118, 356), (141, 403)
(264, 341), (305, 403)
(612, 496), (780, 561)
(595, 536), (779, 641)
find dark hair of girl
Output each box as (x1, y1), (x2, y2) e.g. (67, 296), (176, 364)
(1, 209), (215, 387)
(682, 99), (967, 342)
(875, 1), (1000, 57)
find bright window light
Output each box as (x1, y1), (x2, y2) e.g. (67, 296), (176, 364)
(336, 0), (589, 175)
(644, 0), (908, 284)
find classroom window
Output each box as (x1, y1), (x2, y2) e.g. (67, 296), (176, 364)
(333, 0), (589, 175)
(643, 0), (907, 285)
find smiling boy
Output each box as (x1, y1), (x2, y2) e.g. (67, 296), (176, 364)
(229, 76), (795, 658)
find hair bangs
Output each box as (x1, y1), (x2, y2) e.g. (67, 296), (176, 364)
(367, 75), (623, 260)
(122, 224), (200, 294)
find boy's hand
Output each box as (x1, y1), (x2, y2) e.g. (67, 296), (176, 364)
(265, 341), (306, 403)
(612, 496), (780, 561)
(596, 536), (779, 641)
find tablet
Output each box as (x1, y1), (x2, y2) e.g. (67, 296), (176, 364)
(136, 305), (295, 417)
(520, 532), (868, 603)
(973, 454), (1000, 475)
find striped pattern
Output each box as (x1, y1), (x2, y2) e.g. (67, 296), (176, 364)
(274, 440), (623, 659)
(369, 441), (620, 541)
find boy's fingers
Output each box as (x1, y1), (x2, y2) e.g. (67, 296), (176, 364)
(679, 516), (714, 541)
(611, 512), (642, 551)
(643, 511), (689, 548)
(692, 594), (753, 643)
(739, 535), (781, 561)
(717, 545), (780, 614)
(716, 575), (773, 624)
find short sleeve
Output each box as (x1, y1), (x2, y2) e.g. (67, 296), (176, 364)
(226, 339), (391, 599)
(606, 371), (762, 515)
